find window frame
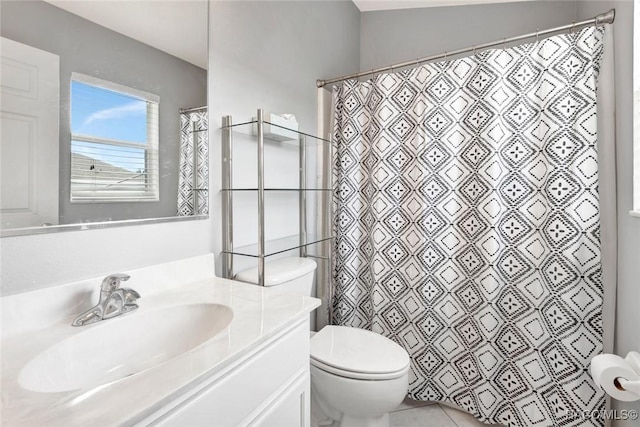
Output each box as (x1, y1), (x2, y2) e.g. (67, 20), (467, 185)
(69, 72), (160, 203)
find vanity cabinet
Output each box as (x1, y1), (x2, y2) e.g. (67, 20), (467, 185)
(1, 256), (320, 427)
(140, 318), (311, 427)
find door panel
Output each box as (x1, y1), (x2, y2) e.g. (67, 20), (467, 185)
(1, 37), (59, 228)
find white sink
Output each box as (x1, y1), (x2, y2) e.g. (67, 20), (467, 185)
(18, 303), (233, 393)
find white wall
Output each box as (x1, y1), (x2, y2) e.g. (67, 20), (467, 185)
(577, 1), (640, 424)
(0, 220), (214, 296)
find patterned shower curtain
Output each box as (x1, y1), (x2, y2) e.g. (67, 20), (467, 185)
(177, 108), (209, 216)
(331, 27), (605, 426)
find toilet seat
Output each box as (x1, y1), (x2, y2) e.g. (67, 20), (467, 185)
(311, 357), (409, 380)
(310, 326), (410, 380)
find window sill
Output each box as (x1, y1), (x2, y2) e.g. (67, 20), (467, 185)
(630, 211), (640, 218)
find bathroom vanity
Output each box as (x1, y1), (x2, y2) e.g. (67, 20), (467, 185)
(1, 255), (320, 426)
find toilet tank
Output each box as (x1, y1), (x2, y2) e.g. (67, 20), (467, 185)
(234, 257), (317, 297)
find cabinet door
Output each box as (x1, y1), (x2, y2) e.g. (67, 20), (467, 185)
(248, 374), (309, 427)
(149, 321), (309, 427)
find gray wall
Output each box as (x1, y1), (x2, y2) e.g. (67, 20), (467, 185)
(0, 0), (207, 224)
(577, 1), (640, 424)
(208, 0), (361, 275)
(0, 0), (361, 296)
(210, 0), (360, 132)
(360, 0), (578, 71)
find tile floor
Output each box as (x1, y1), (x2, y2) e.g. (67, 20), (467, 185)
(390, 398), (489, 427)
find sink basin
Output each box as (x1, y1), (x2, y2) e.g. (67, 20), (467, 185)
(18, 303), (233, 393)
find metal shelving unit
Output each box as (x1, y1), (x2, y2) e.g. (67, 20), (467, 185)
(221, 109), (333, 286)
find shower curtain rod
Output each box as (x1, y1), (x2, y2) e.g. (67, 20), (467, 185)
(316, 8), (615, 88)
(179, 106), (207, 113)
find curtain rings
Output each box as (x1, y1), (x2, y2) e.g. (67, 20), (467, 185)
(572, 21), (576, 33)
(536, 28), (539, 43)
(503, 37), (507, 50)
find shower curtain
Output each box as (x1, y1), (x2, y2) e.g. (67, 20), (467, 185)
(177, 108), (209, 216)
(331, 26), (609, 426)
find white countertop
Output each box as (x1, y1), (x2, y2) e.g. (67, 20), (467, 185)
(1, 262), (320, 426)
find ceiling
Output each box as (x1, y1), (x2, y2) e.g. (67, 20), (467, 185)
(352, 0), (531, 12)
(43, 0), (208, 69)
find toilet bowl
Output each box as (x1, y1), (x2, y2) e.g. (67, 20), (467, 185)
(309, 325), (410, 427)
(235, 257), (410, 427)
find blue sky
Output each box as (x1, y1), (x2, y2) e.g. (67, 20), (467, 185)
(71, 81), (148, 172)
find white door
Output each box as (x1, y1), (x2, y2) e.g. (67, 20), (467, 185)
(1, 37), (60, 228)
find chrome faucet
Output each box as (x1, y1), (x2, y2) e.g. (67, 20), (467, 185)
(72, 274), (141, 327)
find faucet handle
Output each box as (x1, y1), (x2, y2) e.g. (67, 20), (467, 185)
(100, 273), (130, 292)
(122, 288), (141, 305)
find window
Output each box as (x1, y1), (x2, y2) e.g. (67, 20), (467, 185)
(70, 73), (159, 202)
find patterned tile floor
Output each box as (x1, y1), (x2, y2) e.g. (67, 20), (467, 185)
(390, 399), (491, 427)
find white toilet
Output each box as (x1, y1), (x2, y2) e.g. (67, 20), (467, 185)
(235, 257), (410, 427)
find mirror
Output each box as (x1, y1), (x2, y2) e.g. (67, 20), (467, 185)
(0, 0), (209, 236)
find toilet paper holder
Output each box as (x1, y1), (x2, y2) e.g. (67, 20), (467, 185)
(614, 352), (640, 395)
(590, 351), (640, 401)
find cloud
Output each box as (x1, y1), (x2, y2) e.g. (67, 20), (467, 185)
(81, 101), (146, 128)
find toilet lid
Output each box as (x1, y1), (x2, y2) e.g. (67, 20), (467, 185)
(310, 326), (410, 377)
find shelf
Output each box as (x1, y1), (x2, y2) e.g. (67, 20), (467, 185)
(221, 188), (332, 192)
(224, 234), (334, 258)
(221, 120), (331, 145)
(221, 110), (332, 283)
